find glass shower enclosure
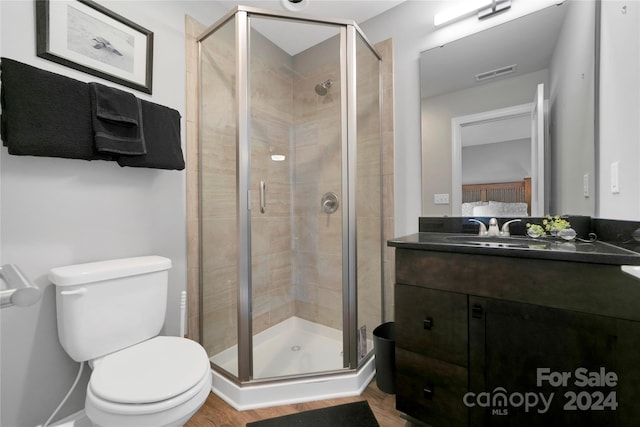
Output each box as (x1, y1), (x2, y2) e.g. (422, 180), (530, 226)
(198, 6), (383, 390)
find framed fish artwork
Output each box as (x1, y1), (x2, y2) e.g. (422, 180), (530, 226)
(36, 0), (154, 94)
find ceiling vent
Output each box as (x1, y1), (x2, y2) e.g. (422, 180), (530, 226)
(475, 64), (517, 82)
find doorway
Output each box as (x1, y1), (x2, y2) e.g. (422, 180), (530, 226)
(451, 84), (547, 216)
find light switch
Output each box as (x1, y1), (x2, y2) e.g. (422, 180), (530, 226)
(611, 162), (620, 194)
(583, 173), (589, 198)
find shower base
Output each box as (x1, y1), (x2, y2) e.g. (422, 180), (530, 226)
(210, 316), (375, 410)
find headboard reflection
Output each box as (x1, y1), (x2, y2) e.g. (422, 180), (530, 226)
(462, 177), (531, 216)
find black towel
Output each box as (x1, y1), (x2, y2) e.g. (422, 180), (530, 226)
(89, 82), (146, 155)
(0, 57), (111, 161)
(116, 100), (185, 170)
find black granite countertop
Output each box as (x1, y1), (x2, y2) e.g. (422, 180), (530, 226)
(388, 232), (640, 266)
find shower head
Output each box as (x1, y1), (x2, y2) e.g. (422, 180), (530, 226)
(314, 79), (333, 96)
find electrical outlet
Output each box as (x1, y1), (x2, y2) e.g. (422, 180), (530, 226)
(434, 193), (450, 205)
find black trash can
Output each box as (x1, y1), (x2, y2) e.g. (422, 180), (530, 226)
(373, 321), (396, 394)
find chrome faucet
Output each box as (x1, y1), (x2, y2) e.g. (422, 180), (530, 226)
(500, 218), (522, 237)
(500, 219), (522, 237)
(487, 218), (500, 237)
(470, 218), (521, 237)
(469, 218), (488, 236)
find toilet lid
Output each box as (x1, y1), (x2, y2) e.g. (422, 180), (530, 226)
(89, 336), (209, 404)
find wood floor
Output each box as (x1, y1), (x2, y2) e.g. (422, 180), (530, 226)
(185, 377), (409, 427)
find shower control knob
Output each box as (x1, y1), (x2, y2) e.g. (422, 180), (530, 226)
(321, 192), (339, 214)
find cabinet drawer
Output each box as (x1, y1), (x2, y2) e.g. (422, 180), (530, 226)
(396, 348), (469, 427)
(395, 284), (468, 366)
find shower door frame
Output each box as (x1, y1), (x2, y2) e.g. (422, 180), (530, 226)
(198, 5), (383, 385)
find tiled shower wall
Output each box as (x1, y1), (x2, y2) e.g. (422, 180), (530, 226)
(196, 17), (240, 356)
(355, 34), (385, 347)
(290, 35), (344, 330)
(186, 15), (395, 357)
(249, 29), (297, 335)
(185, 16), (205, 346)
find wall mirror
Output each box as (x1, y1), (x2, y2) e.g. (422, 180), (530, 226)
(420, 1), (597, 218)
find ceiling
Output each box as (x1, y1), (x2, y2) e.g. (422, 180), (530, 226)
(215, 0), (406, 55)
(461, 115), (531, 147)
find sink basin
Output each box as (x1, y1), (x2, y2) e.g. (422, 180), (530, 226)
(444, 235), (551, 249)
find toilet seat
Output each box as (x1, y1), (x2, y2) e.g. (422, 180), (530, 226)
(87, 367), (211, 416)
(89, 336), (210, 412)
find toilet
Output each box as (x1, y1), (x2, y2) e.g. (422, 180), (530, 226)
(49, 256), (211, 427)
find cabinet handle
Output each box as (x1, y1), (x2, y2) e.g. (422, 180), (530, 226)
(424, 386), (434, 400)
(472, 304), (483, 319)
(423, 317), (433, 330)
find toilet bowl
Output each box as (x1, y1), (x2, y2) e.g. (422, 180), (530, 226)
(85, 336), (211, 427)
(49, 256), (212, 427)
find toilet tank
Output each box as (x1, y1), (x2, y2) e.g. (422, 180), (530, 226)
(49, 256), (172, 362)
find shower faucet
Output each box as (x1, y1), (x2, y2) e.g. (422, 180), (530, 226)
(321, 192), (339, 214)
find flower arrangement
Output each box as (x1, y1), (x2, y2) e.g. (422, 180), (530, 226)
(525, 223), (545, 237)
(526, 215), (574, 239)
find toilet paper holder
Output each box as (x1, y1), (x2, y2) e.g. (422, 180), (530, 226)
(0, 264), (41, 308)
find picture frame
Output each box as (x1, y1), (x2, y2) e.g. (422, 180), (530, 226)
(36, 0), (153, 94)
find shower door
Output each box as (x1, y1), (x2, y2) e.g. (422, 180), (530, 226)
(199, 15), (239, 378)
(247, 16), (347, 380)
(354, 30), (382, 366)
(199, 7), (383, 386)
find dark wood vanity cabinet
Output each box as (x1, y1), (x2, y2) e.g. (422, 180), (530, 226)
(395, 284), (469, 426)
(394, 248), (640, 427)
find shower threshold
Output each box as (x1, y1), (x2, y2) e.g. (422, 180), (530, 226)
(210, 317), (375, 410)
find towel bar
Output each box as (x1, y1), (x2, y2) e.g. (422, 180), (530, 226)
(0, 264), (41, 308)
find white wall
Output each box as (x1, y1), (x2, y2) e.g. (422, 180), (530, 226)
(0, 1), (225, 425)
(549, 0), (596, 216)
(599, 0), (640, 220)
(462, 139), (531, 185)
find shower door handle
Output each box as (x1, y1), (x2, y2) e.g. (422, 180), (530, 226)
(260, 180), (266, 214)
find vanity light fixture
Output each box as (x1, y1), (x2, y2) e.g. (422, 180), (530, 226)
(434, 0), (512, 27)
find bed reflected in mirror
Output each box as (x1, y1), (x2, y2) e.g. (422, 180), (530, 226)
(462, 178), (531, 217)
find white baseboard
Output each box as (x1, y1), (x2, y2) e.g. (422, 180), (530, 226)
(41, 410), (92, 427)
